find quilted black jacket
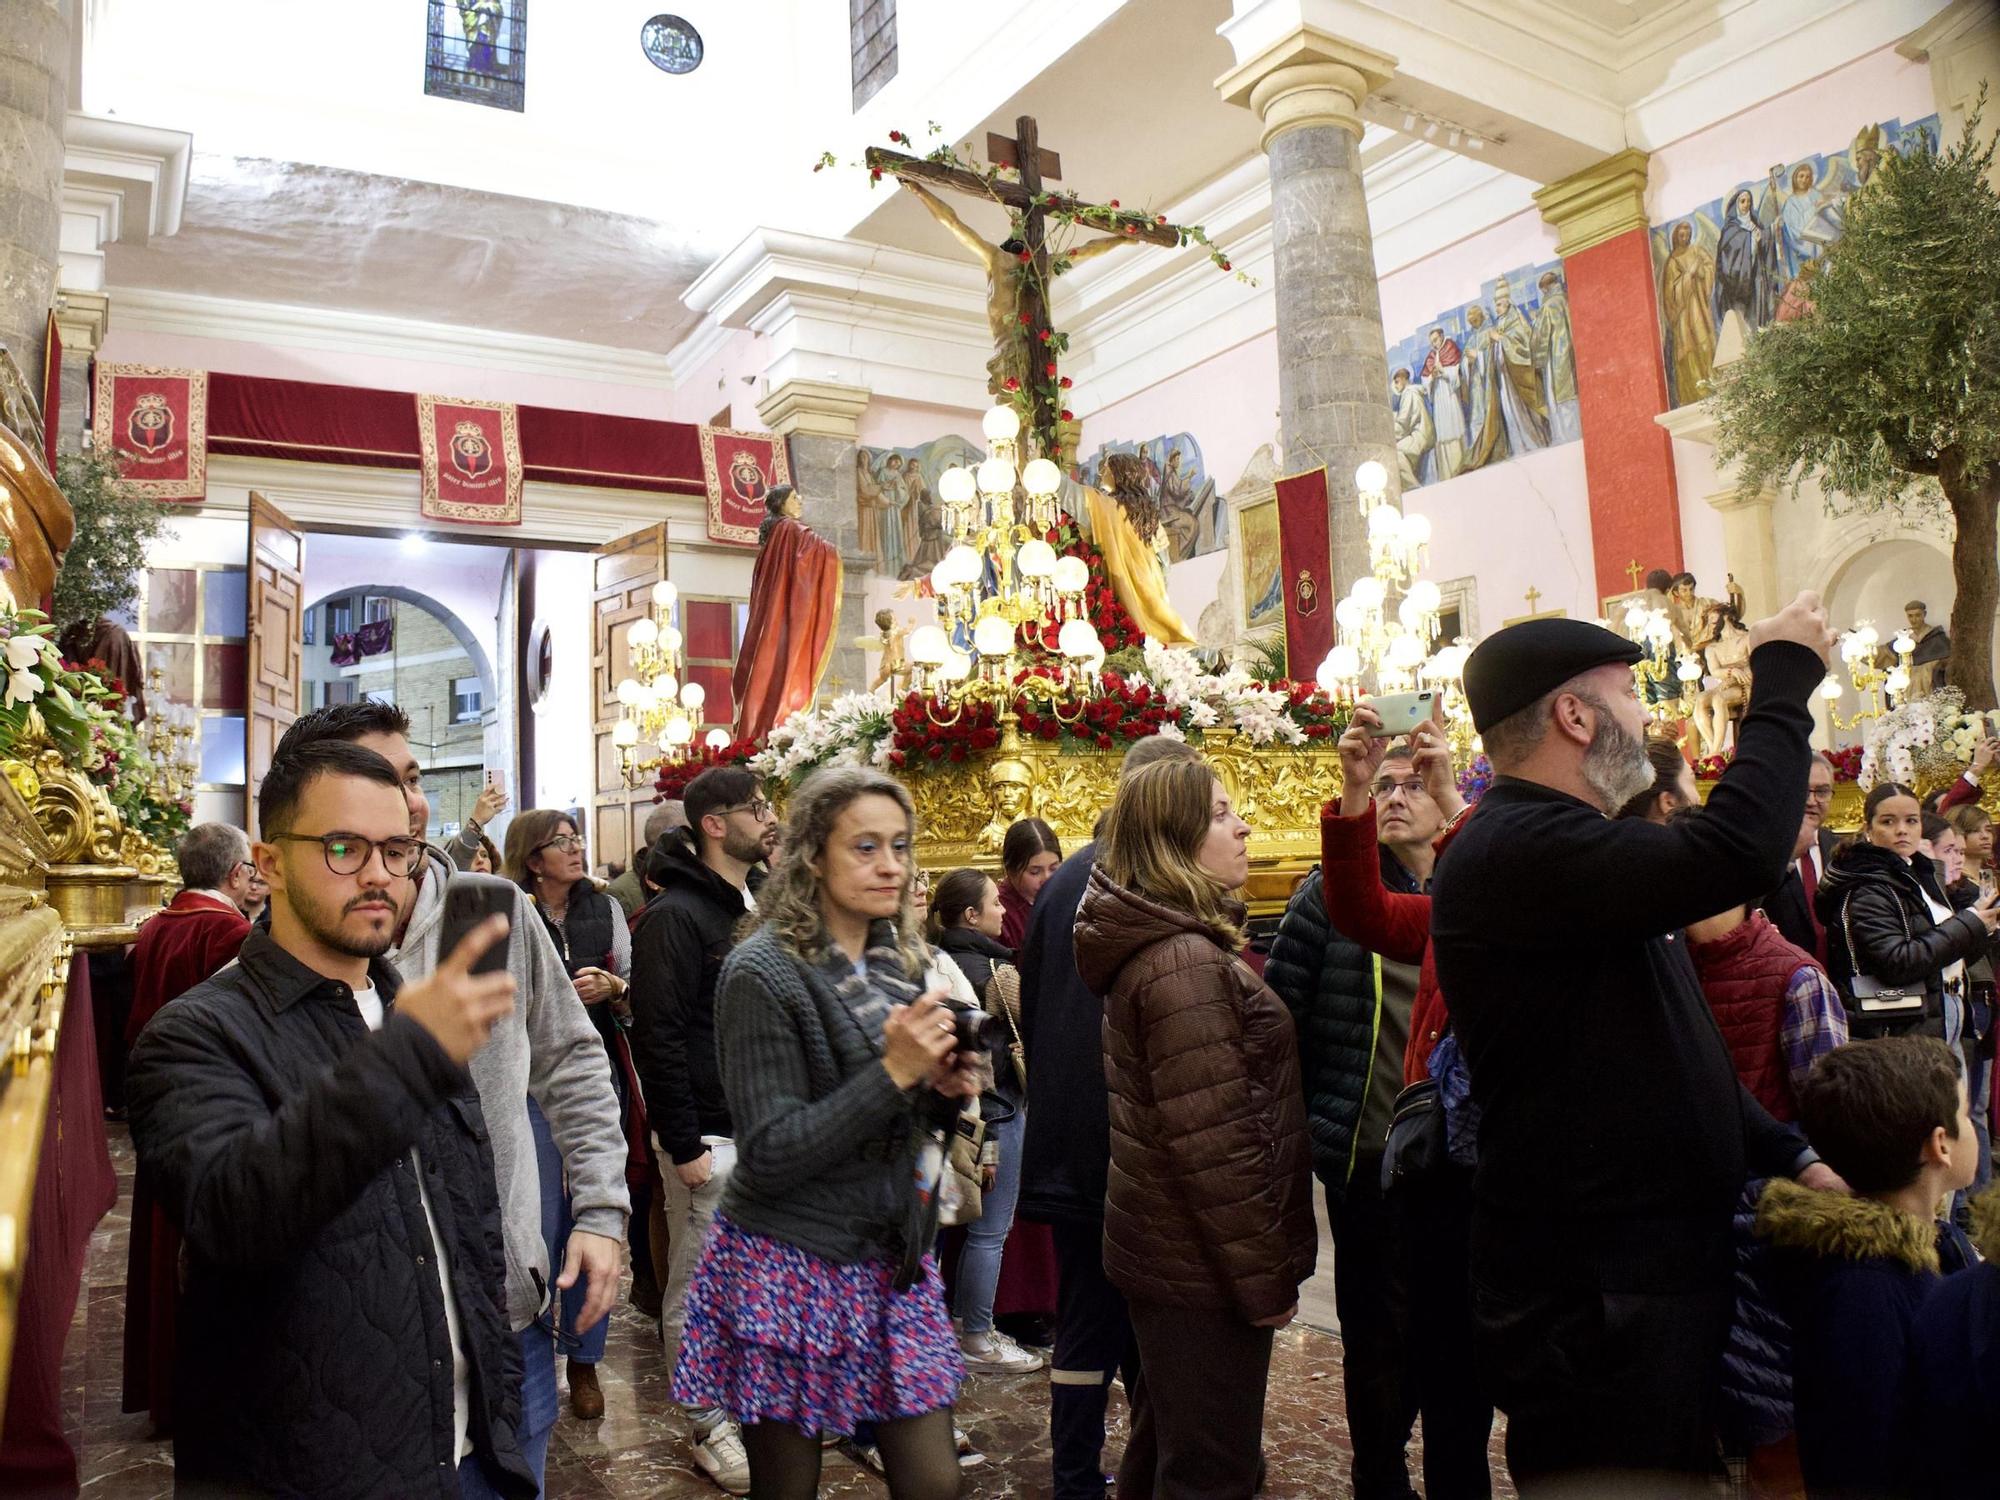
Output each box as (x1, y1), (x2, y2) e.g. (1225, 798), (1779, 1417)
(1264, 853), (1422, 1198)
(125, 930), (535, 1499)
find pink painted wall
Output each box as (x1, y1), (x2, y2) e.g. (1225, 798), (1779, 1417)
(858, 398), (987, 453)
(1079, 332), (1279, 506)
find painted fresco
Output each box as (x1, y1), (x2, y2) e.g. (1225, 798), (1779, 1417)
(1382, 261), (1582, 491)
(1651, 114), (1940, 407)
(1080, 433), (1223, 563)
(1240, 498), (1283, 630)
(855, 434), (984, 581)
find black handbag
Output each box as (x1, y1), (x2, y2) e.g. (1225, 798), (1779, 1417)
(1840, 891), (1927, 1018)
(1381, 1077), (1448, 1192)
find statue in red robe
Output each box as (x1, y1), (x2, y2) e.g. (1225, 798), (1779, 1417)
(122, 888), (251, 1434)
(732, 484), (843, 743)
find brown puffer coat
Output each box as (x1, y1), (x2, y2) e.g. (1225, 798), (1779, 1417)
(1074, 865), (1317, 1322)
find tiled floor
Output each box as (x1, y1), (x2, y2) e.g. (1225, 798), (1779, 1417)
(66, 1127), (1512, 1498)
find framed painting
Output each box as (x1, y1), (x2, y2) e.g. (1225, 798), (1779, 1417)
(1240, 499), (1283, 631)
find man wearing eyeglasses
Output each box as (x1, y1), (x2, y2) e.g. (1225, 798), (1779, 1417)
(123, 822), (260, 1436)
(1267, 718), (1481, 1499)
(126, 738), (534, 1497)
(1761, 752), (1842, 966)
(627, 765), (778, 1495)
(270, 701), (628, 1496)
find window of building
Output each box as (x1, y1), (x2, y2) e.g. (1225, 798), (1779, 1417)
(130, 563), (251, 790)
(425, 0), (527, 112)
(326, 598), (354, 637)
(322, 678), (358, 708)
(850, 0), (896, 110)
(452, 676), (484, 723)
(363, 595), (393, 624)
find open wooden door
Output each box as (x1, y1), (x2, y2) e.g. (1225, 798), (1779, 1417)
(591, 524), (667, 879)
(245, 494), (306, 837)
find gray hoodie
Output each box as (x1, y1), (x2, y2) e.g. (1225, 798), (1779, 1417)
(390, 849), (630, 1329)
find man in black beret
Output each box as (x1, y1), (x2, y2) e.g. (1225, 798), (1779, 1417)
(1430, 594), (1843, 1497)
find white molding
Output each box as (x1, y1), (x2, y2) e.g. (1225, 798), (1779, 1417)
(1655, 400), (1719, 445)
(664, 318), (736, 388)
(63, 113), (192, 242)
(107, 288), (677, 393)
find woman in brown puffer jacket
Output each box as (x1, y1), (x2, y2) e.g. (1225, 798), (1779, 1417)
(1074, 756), (1317, 1500)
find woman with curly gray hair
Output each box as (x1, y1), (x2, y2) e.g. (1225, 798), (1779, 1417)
(671, 766), (977, 1499)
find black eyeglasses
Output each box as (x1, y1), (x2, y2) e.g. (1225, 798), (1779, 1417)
(271, 832), (427, 878)
(533, 834), (585, 855)
(720, 799), (773, 820)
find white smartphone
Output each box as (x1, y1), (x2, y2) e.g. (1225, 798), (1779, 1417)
(1363, 690), (1439, 739)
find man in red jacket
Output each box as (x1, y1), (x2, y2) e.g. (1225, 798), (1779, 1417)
(122, 822), (256, 1434)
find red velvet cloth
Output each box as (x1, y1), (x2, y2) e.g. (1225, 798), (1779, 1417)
(731, 518), (842, 743)
(0, 957), (117, 1496)
(1274, 468), (1334, 678)
(121, 892), (250, 1432)
(203, 373), (706, 495)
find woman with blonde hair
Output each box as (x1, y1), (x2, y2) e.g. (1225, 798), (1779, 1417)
(1075, 757), (1315, 1497)
(672, 766), (978, 1499)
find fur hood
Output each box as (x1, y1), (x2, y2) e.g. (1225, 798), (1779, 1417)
(1754, 1177), (1943, 1274)
(1968, 1184), (2000, 1262)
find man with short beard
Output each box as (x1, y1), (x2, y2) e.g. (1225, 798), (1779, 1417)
(126, 739), (531, 1497)
(1431, 604), (1844, 1498)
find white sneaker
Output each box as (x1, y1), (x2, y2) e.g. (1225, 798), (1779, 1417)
(693, 1420), (752, 1495)
(959, 1328), (1046, 1373)
(955, 1424), (987, 1469)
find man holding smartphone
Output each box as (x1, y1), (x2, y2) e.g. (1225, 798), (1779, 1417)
(271, 702), (628, 1494)
(127, 738), (531, 1497)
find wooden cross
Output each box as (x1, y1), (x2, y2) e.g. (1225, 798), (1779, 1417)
(1625, 559), (1644, 590)
(866, 116), (1177, 445)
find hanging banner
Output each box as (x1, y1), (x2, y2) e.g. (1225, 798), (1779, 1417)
(700, 425), (791, 545)
(416, 393), (522, 525)
(91, 363), (209, 501)
(1273, 466), (1334, 680)
(41, 312), (61, 473)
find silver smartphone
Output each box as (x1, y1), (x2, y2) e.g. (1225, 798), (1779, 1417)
(1363, 690), (1440, 739)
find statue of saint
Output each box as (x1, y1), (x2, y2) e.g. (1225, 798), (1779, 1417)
(0, 351), (72, 613)
(1695, 603), (1753, 755)
(1665, 572), (1717, 659)
(1906, 599), (1951, 696)
(898, 180), (1142, 400)
(732, 485), (843, 744)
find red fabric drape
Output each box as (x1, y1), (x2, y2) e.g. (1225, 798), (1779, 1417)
(732, 519), (842, 743)
(202, 374), (706, 495)
(0, 958), (117, 1495)
(1274, 468), (1335, 679)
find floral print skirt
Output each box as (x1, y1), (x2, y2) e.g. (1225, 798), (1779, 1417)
(671, 1213), (963, 1434)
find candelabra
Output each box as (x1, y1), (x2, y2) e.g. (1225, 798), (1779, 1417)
(1314, 462), (1442, 699)
(1828, 623), (1915, 732)
(611, 580), (726, 787)
(141, 668), (200, 802)
(910, 405), (1102, 726)
(1618, 601), (1698, 732)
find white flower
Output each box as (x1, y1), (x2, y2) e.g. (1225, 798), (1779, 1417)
(1187, 700), (1219, 728)
(4, 667), (41, 707)
(1153, 722), (1186, 742)
(3, 635), (43, 672)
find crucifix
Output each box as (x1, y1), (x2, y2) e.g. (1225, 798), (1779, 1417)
(1524, 585), (1543, 614)
(866, 116), (1177, 451)
(1625, 559), (1644, 590)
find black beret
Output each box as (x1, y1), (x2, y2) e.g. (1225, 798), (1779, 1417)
(1463, 617), (1643, 733)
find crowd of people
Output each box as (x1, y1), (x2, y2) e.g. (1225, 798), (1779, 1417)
(108, 588), (2000, 1500)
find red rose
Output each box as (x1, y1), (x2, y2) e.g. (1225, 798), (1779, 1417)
(1096, 733), (1114, 749)
(1221, 260), (1231, 271)
(1156, 214), (1168, 225)
(1039, 328), (1052, 342)
(1124, 224), (1138, 235)
(926, 743), (945, 760)
(1040, 722), (1060, 741)
(1004, 377), (1020, 392)
(1019, 249), (1033, 262)
(889, 129), (905, 143)
(1045, 362), (1058, 378)
(1060, 408), (1074, 421)
(1059, 376), (1073, 389)
(870, 167), (883, 181)
(1110, 199), (1120, 208)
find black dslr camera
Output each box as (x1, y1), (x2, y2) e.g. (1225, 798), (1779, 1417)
(945, 999), (1006, 1054)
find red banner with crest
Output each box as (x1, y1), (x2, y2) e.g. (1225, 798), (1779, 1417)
(91, 363), (208, 501)
(416, 394), (523, 526)
(1274, 466), (1335, 680)
(700, 426), (791, 546)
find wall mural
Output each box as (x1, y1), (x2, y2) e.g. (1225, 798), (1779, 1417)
(856, 434), (985, 581)
(1080, 433), (1224, 563)
(1239, 498), (1283, 631)
(1382, 261), (1582, 491)
(1651, 113), (1940, 408)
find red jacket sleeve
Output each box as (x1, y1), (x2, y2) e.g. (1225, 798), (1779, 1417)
(1319, 800), (1430, 966)
(1939, 774), (1982, 814)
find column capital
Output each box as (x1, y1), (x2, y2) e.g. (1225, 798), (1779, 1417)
(1216, 27), (1396, 149)
(1533, 148), (1652, 258)
(53, 288), (109, 355)
(755, 379), (871, 441)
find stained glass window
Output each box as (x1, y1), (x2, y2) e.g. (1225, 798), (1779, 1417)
(426, 0), (526, 113)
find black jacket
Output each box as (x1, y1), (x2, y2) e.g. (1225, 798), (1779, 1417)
(124, 930), (533, 1499)
(1018, 843), (1106, 1225)
(1265, 852), (1422, 1196)
(628, 832), (749, 1164)
(936, 925), (1021, 1102)
(1432, 640), (1822, 1290)
(1815, 839), (1989, 1033)
(1760, 825), (1845, 961)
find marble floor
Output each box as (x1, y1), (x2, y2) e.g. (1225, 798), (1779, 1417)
(65, 1127), (1513, 1498)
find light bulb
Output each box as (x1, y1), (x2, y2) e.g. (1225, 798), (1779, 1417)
(1399, 513), (1432, 548)
(1428, 645), (1467, 680)
(1052, 555), (1089, 593)
(939, 649), (973, 681)
(652, 580), (678, 609)
(977, 457), (1017, 496)
(982, 405), (1021, 442)
(628, 617), (659, 648)
(660, 626), (684, 654)
(616, 677), (642, 707)
(1892, 631), (1916, 655)
(943, 544), (983, 586)
(612, 719), (639, 747)
(1677, 655), (1703, 682)
(938, 466), (977, 505)
(665, 718), (694, 745)
(1021, 458), (1063, 497)
(1368, 503), (1402, 540)
(1886, 666), (1912, 694)
(1058, 619), (1099, 659)
(1398, 597), (1424, 630)
(1388, 634), (1426, 669)
(1326, 644), (1361, 680)
(1355, 459), (1389, 496)
(973, 615), (1016, 657)
(680, 681), (706, 709)
(930, 559), (955, 595)
(1351, 576), (1387, 609)
(1407, 579), (1442, 614)
(1016, 539), (1058, 578)
(908, 625), (949, 666)
(1335, 597), (1363, 630)
(1625, 603), (1650, 630)
(1820, 675), (1844, 701)
(1858, 625), (1879, 646)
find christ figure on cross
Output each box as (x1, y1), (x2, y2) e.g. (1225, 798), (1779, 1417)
(899, 180), (1143, 401)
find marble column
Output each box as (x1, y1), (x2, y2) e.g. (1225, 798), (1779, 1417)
(0, 0), (71, 408)
(1534, 149), (1683, 606)
(1219, 28), (1398, 594)
(757, 378), (875, 698)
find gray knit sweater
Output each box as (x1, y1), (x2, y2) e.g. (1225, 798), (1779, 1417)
(715, 927), (949, 1264)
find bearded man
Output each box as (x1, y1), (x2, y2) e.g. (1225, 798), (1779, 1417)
(1429, 604), (1845, 1498)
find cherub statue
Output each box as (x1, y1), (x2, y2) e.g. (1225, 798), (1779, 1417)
(867, 608), (910, 695)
